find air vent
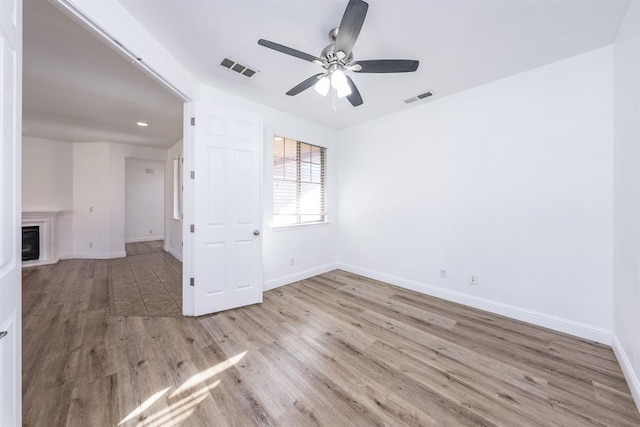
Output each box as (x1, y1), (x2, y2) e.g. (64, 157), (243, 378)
(404, 90), (435, 104)
(220, 57), (258, 78)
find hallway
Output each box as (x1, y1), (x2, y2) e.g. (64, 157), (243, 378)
(108, 241), (182, 317)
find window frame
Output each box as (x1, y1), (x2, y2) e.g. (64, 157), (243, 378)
(272, 136), (327, 227)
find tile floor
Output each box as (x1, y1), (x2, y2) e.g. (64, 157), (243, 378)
(108, 241), (182, 316)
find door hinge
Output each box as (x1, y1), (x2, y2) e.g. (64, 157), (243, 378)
(190, 170), (195, 179)
(190, 224), (195, 233)
(181, 241), (183, 247)
(190, 117), (195, 126)
(190, 277), (194, 287)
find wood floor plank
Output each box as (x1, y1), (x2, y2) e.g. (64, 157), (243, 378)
(22, 262), (640, 426)
(294, 332), (439, 426)
(66, 375), (119, 427)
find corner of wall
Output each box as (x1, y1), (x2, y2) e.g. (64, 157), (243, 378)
(612, 0), (640, 414)
(612, 333), (640, 411)
(263, 263), (338, 291)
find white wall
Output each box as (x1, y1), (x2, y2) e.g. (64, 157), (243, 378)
(24, 139), (169, 258)
(201, 85), (339, 289)
(337, 46), (614, 343)
(165, 139), (183, 260)
(125, 158), (165, 242)
(70, 141), (167, 258)
(22, 136), (74, 258)
(613, 0), (640, 410)
(72, 142), (111, 258)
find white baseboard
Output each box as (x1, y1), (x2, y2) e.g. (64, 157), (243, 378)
(71, 251), (127, 259)
(167, 246), (182, 262)
(22, 258), (59, 268)
(337, 263), (612, 345)
(110, 251), (127, 259)
(125, 236), (164, 243)
(264, 263), (338, 291)
(612, 333), (640, 412)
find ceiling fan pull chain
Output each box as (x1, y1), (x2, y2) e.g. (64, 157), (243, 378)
(332, 89), (337, 111)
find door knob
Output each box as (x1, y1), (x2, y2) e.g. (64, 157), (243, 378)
(253, 230), (260, 236)
(0, 331), (7, 340)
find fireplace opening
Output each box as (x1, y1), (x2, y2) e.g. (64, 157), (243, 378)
(22, 226), (40, 261)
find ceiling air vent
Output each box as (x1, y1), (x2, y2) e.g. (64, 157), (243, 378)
(220, 57), (258, 77)
(404, 90), (435, 104)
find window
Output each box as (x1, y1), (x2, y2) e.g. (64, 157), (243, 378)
(273, 136), (326, 226)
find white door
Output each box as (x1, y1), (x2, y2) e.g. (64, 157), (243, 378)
(0, 0), (22, 425)
(186, 102), (263, 316)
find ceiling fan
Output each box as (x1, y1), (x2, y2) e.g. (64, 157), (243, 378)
(257, 0), (419, 107)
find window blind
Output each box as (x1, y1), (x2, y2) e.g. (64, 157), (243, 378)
(273, 137), (326, 226)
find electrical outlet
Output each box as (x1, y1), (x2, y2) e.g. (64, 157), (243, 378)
(89, 206), (93, 213)
(89, 242), (93, 248)
(149, 229), (153, 234)
(290, 258), (295, 266)
(440, 269), (447, 278)
(469, 275), (478, 285)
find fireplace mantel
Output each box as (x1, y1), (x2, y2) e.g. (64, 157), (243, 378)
(23, 211), (61, 220)
(22, 211), (61, 267)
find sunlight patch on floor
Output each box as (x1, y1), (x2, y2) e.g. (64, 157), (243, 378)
(118, 351), (248, 426)
(171, 350), (247, 396)
(119, 387), (171, 425)
(135, 380), (221, 427)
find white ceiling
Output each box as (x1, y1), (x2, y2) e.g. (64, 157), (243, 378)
(23, 0), (630, 147)
(22, 0), (184, 148)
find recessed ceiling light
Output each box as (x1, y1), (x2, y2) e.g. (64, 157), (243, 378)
(136, 121), (148, 127)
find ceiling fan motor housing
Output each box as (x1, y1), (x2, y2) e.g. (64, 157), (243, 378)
(320, 30), (353, 70)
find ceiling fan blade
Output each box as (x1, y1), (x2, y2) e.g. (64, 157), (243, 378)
(345, 76), (363, 107)
(258, 39), (321, 63)
(353, 60), (419, 73)
(286, 73), (324, 96)
(334, 0), (369, 59)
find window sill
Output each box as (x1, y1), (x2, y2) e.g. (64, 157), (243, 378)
(271, 222), (331, 232)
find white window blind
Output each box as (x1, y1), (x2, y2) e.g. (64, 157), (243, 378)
(273, 136), (326, 226)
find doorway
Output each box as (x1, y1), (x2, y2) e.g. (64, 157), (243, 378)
(105, 157), (182, 316)
(124, 157), (166, 248)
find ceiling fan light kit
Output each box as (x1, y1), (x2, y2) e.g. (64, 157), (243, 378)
(258, 0), (419, 108)
(314, 75), (331, 96)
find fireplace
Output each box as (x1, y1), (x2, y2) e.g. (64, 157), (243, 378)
(22, 226), (40, 261)
(22, 211), (60, 266)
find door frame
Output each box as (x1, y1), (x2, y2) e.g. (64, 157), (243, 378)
(182, 103), (196, 315)
(0, 0), (23, 424)
(51, 0), (199, 313)
(46, 0), (266, 316)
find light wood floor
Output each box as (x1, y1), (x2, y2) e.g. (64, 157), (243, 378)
(23, 259), (640, 426)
